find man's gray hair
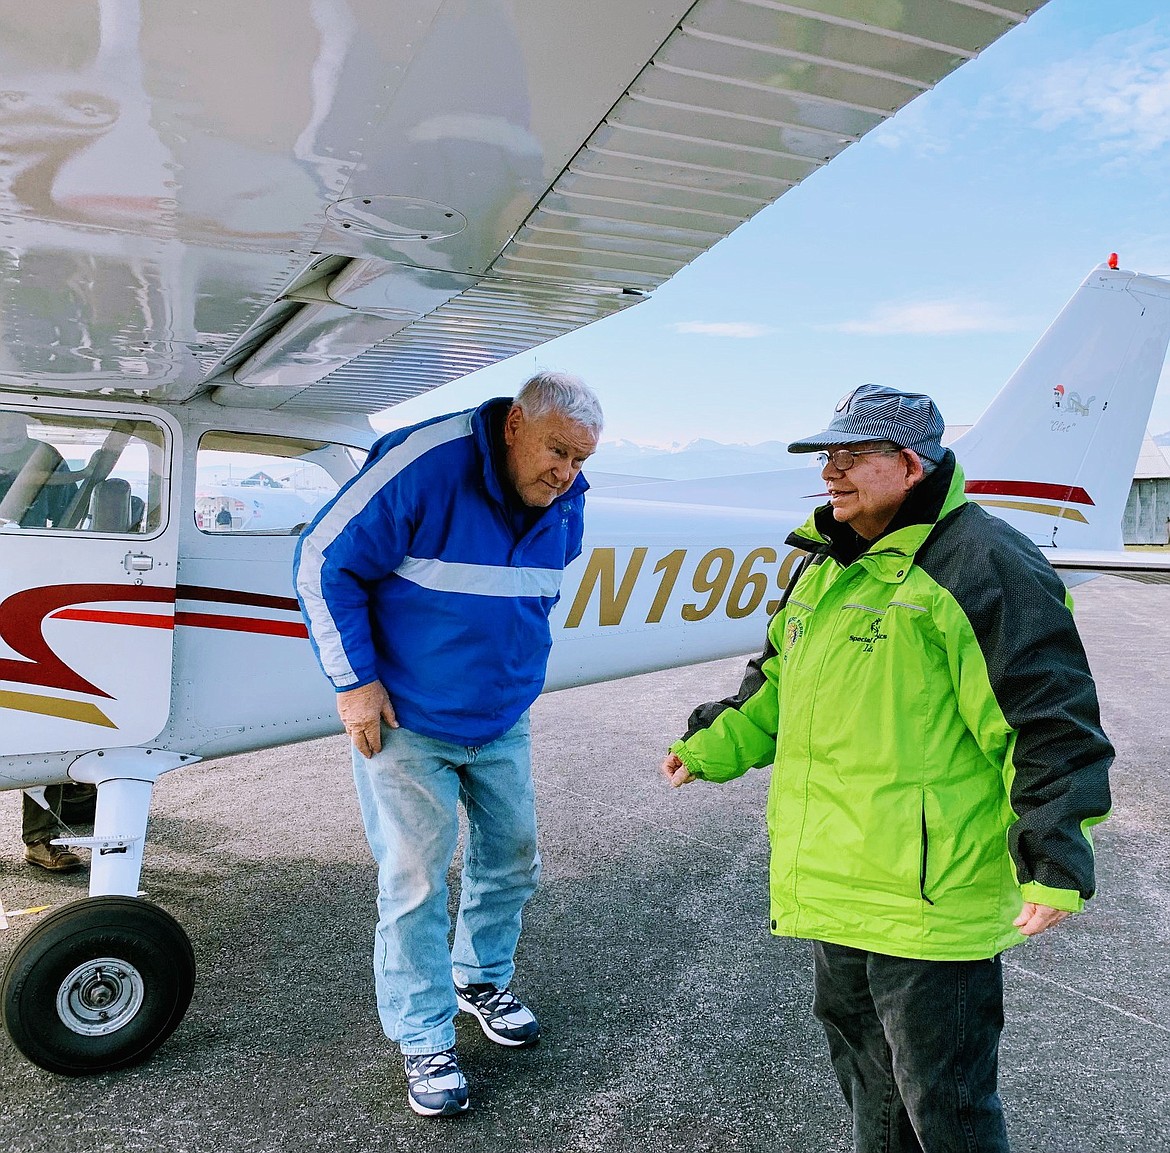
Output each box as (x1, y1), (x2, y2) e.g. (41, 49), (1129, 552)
(870, 438), (937, 477)
(514, 371), (603, 436)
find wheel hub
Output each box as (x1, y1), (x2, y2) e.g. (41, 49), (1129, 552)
(56, 957), (145, 1037)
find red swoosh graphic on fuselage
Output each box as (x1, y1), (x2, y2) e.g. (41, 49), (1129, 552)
(0, 584), (175, 696)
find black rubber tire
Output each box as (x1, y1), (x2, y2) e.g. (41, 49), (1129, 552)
(1, 896), (195, 1075)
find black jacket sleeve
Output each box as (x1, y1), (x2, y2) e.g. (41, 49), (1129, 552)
(919, 505), (1114, 899)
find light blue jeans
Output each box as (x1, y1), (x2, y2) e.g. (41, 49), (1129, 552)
(351, 713), (540, 1055)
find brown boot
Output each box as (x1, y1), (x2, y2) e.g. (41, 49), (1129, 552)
(23, 839), (84, 873)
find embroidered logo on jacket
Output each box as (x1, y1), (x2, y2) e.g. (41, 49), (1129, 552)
(848, 616), (888, 653)
(784, 616), (804, 659)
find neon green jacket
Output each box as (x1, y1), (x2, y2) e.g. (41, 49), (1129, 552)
(672, 454), (1113, 960)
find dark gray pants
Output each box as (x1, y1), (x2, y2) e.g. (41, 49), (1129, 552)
(812, 942), (1009, 1153)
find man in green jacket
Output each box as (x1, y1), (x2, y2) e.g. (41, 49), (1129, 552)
(661, 384), (1113, 1153)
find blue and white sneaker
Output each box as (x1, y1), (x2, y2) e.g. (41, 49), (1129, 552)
(455, 982), (540, 1047)
(403, 1048), (469, 1117)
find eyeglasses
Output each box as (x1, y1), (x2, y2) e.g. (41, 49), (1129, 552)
(815, 447), (902, 471)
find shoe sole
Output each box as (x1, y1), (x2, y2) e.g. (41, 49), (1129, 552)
(407, 1094), (469, 1118)
(24, 858), (82, 874)
(456, 993), (540, 1048)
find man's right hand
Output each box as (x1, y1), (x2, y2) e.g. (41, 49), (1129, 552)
(660, 752), (696, 788)
(337, 680), (398, 757)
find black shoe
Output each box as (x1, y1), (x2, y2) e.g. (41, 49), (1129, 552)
(403, 1048), (469, 1117)
(23, 839), (83, 873)
(455, 982), (540, 1048)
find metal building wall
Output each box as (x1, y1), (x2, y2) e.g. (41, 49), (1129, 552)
(1124, 478), (1170, 544)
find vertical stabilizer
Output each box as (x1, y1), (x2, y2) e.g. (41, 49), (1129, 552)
(952, 263), (1170, 550)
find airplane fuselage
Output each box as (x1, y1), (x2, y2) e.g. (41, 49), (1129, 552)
(0, 390), (813, 791)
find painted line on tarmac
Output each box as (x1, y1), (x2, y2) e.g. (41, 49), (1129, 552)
(1006, 958), (1170, 1034)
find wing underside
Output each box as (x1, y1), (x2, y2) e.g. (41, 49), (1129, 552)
(0, 0), (1045, 415)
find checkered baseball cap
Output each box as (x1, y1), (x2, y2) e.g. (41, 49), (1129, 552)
(788, 384), (945, 462)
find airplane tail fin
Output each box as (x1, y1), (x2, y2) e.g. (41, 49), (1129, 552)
(951, 262), (1170, 550)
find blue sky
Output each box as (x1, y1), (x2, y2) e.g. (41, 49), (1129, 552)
(380, 0), (1170, 449)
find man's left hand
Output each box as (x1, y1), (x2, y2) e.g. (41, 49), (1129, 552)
(1014, 902), (1069, 937)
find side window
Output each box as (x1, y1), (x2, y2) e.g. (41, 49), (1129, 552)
(0, 406), (166, 534)
(194, 431), (362, 536)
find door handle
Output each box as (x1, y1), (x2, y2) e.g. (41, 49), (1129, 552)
(123, 551), (155, 573)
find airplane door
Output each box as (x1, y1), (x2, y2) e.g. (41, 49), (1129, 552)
(0, 399), (181, 755)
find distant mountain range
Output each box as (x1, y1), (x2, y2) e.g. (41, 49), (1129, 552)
(592, 431), (1170, 479)
(590, 438), (795, 479)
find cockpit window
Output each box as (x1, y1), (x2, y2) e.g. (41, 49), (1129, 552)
(0, 406), (166, 534)
(194, 431), (363, 536)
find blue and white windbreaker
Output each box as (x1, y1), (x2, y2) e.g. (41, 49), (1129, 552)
(294, 398), (587, 745)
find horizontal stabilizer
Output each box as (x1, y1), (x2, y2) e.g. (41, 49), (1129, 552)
(1043, 549), (1170, 585)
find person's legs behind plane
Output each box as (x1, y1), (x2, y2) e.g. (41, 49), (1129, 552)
(22, 783), (95, 873)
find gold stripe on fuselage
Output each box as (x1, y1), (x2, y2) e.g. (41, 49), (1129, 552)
(970, 498), (1089, 524)
(0, 689), (116, 728)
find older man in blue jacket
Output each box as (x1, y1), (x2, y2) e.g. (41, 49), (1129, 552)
(295, 371), (601, 1117)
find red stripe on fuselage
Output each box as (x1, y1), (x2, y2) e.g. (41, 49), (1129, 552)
(176, 584), (300, 613)
(965, 480), (1093, 505)
(174, 611), (308, 638)
(51, 608), (174, 629)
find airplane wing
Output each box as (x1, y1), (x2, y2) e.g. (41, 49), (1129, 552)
(0, 0), (1047, 416)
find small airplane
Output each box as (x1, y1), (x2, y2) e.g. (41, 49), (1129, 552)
(2, 0), (1161, 1078)
(194, 471), (336, 535)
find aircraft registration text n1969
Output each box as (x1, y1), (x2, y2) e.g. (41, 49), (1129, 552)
(562, 545), (807, 629)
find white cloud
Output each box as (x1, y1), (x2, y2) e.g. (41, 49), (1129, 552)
(669, 321), (775, 338)
(1019, 25), (1170, 155)
(879, 23), (1170, 162)
(871, 100), (951, 156)
(830, 300), (1019, 336)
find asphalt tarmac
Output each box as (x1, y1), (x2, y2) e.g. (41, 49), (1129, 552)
(1, 577), (1167, 1153)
